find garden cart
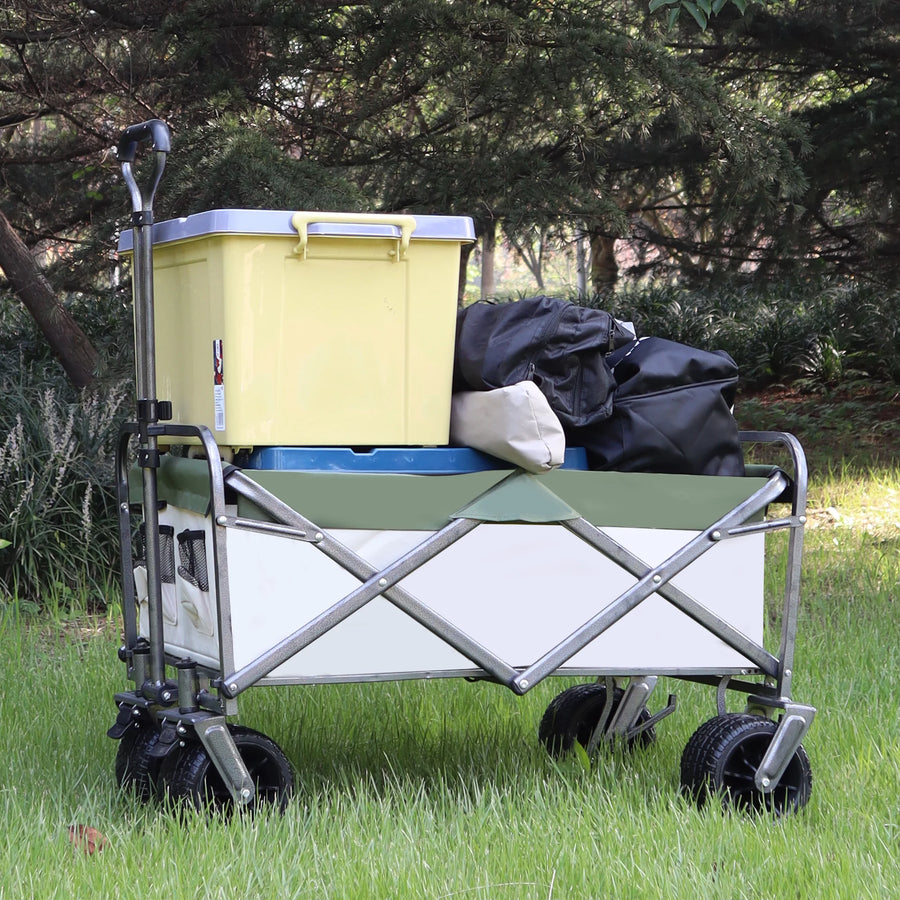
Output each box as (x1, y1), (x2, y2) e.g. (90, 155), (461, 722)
(109, 120), (815, 815)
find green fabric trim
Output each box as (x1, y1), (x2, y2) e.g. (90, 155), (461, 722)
(240, 470), (509, 530)
(744, 464), (784, 479)
(139, 456), (773, 531)
(538, 470), (770, 530)
(129, 456), (212, 516)
(452, 472), (580, 523)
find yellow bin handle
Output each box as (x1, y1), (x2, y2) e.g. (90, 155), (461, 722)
(291, 211), (418, 261)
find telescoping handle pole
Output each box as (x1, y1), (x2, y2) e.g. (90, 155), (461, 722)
(118, 119), (170, 416)
(117, 119), (171, 697)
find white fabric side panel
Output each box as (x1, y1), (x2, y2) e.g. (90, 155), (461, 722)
(223, 523), (764, 679)
(227, 529), (473, 677)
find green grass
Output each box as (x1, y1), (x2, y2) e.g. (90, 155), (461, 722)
(1, 463), (898, 899)
(736, 381), (900, 475)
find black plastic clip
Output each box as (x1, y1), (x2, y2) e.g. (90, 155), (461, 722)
(148, 722), (182, 759)
(132, 210), (154, 227)
(137, 448), (160, 468)
(137, 398), (173, 423)
(107, 704), (137, 740)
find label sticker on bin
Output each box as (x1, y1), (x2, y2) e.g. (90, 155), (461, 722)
(213, 339), (225, 431)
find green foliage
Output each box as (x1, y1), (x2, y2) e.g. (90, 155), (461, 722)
(650, 0), (749, 30)
(0, 0), (819, 299)
(0, 292), (132, 608)
(736, 383), (900, 473)
(0, 370), (130, 607)
(590, 279), (900, 388)
(156, 117), (367, 220)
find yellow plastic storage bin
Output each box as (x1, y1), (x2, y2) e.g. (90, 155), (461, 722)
(118, 209), (475, 448)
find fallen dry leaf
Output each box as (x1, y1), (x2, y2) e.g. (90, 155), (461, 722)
(68, 824), (109, 855)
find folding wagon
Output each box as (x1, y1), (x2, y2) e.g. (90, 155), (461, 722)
(108, 121), (815, 815)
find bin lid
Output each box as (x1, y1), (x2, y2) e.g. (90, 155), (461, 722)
(117, 208), (476, 252)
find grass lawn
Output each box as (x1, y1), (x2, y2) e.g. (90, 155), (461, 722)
(1, 388), (897, 899)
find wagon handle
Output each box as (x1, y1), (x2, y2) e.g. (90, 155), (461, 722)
(116, 119), (171, 163)
(116, 119), (171, 222)
(116, 119), (172, 694)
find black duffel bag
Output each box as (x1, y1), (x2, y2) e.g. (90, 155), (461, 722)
(580, 336), (744, 476)
(453, 296), (634, 431)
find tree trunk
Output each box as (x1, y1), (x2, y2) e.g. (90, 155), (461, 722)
(458, 240), (475, 306)
(589, 232), (619, 291)
(575, 230), (588, 298)
(0, 209), (98, 387)
(481, 222), (496, 300)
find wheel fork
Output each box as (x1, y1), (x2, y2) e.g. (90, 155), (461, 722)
(587, 676), (677, 753)
(752, 702), (816, 793)
(194, 717), (257, 806)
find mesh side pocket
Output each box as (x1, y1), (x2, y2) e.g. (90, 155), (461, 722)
(177, 529), (215, 636)
(158, 526), (176, 585)
(177, 529), (209, 591)
(138, 524), (176, 583)
(135, 524), (177, 626)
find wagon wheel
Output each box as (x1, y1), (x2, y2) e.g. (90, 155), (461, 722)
(160, 725), (294, 814)
(114, 723), (163, 802)
(538, 682), (655, 758)
(680, 713), (812, 815)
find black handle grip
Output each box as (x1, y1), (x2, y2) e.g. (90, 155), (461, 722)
(117, 119), (171, 163)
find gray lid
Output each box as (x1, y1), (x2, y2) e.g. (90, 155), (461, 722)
(117, 208), (475, 252)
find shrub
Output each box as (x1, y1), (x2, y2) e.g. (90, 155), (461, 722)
(585, 279), (900, 388)
(0, 364), (131, 609)
(0, 282), (134, 611)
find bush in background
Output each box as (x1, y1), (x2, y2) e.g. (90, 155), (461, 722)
(589, 279), (900, 389)
(0, 288), (133, 612)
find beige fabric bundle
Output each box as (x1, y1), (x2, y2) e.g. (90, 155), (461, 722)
(450, 381), (566, 473)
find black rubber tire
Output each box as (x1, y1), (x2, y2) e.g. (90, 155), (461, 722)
(680, 713), (812, 815)
(114, 723), (162, 802)
(538, 683), (655, 757)
(162, 725), (294, 814)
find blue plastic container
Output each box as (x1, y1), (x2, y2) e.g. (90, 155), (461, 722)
(244, 446), (589, 473)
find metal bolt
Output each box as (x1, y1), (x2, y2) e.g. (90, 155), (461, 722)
(711, 530), (722, 541)
(216, 515), (228, 526)
(176, 724), (187, 735)
(161, 690), (173, 702)
(652, 574), (662, 584)
(120, 502), (130, 513)
(798, 516), (807, 525)
(520, 679), (529, 689)
(315, 532), (324, 542)
(229, 683), (238, 694)
(240, 788), (252, 801)
(784, 669), (792, 678)
(378, 577), (388, 587)
(760, 776), (771, 789)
